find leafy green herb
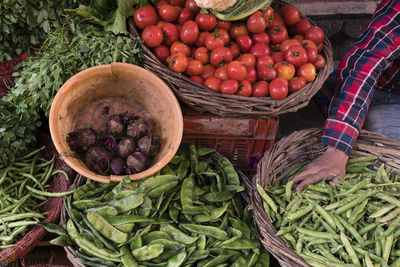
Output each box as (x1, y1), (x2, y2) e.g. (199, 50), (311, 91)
(0, 0), (83, 61)
(66, 0), (139, 34)
(1, 18), (144, 164)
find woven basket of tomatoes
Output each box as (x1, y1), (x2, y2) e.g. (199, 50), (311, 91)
(129, 0), (333, 118)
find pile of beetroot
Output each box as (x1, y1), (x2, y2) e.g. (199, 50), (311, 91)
(67, 112), (160, 176)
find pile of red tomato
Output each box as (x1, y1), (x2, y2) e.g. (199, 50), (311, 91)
(133, 0), (326, 100)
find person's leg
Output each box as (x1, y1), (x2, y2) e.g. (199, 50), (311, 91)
(363, 90), (400, 141)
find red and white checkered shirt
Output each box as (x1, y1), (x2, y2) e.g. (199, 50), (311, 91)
(322, 0), (400, 154)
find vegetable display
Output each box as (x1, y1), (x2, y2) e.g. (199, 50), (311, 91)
(258, 156), (400, 266)
(49, 145), (270, 266)
(132, 0), (326, 99)
(0, 0), (79, 61)
(68, 111), (160, 176)
(0, 20), (144, 164)
(0, 147), (72, 249)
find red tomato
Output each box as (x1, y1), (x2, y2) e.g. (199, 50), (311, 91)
(161, 23), (179, 46)
(220, 80), (239, 94)
(305, 27), (325, 44)
(293, 34), (304, 41)
(236, 35), (253, 53)
(262, 7), (274, 27)
(205, 33), (224, 51)
(247, 11), (267, 34)
(252, 81), (269, 97)
(217, 20), (231, 31)
(156, 1), (169, 12)
(195, 13), (217, 31)
(271, 51), (284, 63)
(204, 77), (221, 92)
(201, 64), (215, 80)
(270, 43), (281, 53)
(269, 10), (285, 26)
(185, 59), (204, 76)
(142, 26), (163, 48)
(210, 47), (233, 66)
(134, 5), (158, 29)
(250, 43), (271, 57)
(245, 66), (257, 83)
(237, 80), (253, 97)
(269, 77), (288, 100)
(252, 32), (270, 44)
(257, 55), (274, 69)
(297, 63), (316, 82)
(153, 45), (170, 62)
(301, 39), (317, 50)
(229, 24), (249, 40)
(178, 8), (194, 24)
(167, 52), (189, 72)
(156, 20), (167, 28)
(315, 54), (325, 70)
(216, 29), (230, 45)
(267, 25), (288, 44)
(214, 65), (228, 81)
(288, 76), (306, 93)
(317, 43), (324, 53)
(190, 75), (203, 84)
(180, 21), (199, 45)
(195, 32), (209, 47)
(170, 0), (186, 7)
(274, 61), (295, 80)
(158, 4), (179, 22)
(306, 47), (318, 64)
(296, 19), (311, 35)
(226, 61), (247, 81)
(238, 53), (256, 67)
(228, 42), (240, 59)
(194, 47), (209, 64)
(174, 6), (183, 14)
(279, 39), (301, 53)
(258, 66), (277, 81)
(185, 0), (200, 13)
(285, 45), (308, 67)
(170, 41), (191, 56)
(281, 6), (300, 26)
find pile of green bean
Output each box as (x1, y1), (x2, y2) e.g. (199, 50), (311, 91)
(0, 147), (72, 250)
(257, 156), (400, 267)
(47, 145), (269, 267)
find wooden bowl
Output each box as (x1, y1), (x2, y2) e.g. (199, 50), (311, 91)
(49, 63), (183, 183)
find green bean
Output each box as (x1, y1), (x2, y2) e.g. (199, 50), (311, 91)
(336, 215), (363, 244)
(296, 227), (340, 240)
(311, 200), (336, 230)
(359, 223), (378, 235)
(378, 208), (400, 223)
(25, 185), (74, 197)
(121, 245), (138, 267)
(335, 192), (374, 215)
(383, 234), (394, 264)
(375, 193), (400, 208)
(288, 205), (312, 221)
(382, 215), (400, 238)
(349, 198), (369, 225)
(285, 180), (293, 200)
(180, 223), (228, 240)
(337, 179), (371, 196)
(369, 204), (396, 218)
(256, 184), (277, 213)
(341, 232), (361, 265)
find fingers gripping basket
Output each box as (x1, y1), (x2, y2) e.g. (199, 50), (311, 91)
(128, 0), (333, 118)
(61, 151), (253, 267)
(251, 128), (400, 267)
(0, 133), (73, 265)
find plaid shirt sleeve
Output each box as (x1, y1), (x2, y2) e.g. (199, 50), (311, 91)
(322, 0), (400, 155)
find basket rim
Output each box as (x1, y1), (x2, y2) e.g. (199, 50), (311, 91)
(128, 0), (334, 118)
(251, 127), (400, 267)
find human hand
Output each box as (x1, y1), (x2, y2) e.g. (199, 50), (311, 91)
(293, 147), (349, 191)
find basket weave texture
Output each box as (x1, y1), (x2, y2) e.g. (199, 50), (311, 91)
(128, 0), (333, 118)
(0, 132), (73, 265)
(251, 128), (400, 267)
(61, 152), (252, 267)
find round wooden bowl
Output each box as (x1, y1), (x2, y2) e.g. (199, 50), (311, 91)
(49, 63), (183, 183)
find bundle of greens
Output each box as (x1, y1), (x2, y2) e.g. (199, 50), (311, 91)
(1, 19), (144, 165)
(0, 0), (82, 61)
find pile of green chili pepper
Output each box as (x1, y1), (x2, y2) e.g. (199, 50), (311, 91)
(47, 144), (269, 266)
(0, 146), (72, 249)
(258, 156), (400, 267)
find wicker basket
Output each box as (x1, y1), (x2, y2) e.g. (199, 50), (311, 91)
(128, 0), (333, 118)
(251, 128), (400, 267)
(61, 151), (252, 267)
